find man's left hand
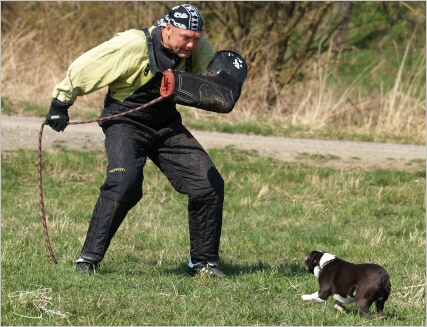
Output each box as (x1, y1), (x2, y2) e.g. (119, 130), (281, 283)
(46, 98), (70, 132)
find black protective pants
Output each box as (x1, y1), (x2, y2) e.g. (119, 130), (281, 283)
(80, 118), (224, 264)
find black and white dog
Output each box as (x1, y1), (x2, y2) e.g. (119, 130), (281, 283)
(301, 250), (391, 318)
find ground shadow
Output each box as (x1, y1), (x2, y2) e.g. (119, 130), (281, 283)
(158, 258), (306, 278)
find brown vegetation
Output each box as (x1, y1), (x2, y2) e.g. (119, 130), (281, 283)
(1, 1), (425, 142)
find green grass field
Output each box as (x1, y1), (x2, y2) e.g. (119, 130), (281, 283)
(1, 146), (425, 326)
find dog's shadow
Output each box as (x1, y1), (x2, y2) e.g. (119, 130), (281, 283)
(230, 259), (307, 277)
(342, 308), (405, 323)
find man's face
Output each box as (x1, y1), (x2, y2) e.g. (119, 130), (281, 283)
(164, 23), (202, 58)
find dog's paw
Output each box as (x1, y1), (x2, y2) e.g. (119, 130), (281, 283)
(302, 292), (325, 302)
(301, 294), (311, 301)
(302, 291), (318, 301)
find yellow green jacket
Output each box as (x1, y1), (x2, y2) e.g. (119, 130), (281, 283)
(53, 26), (214, 105)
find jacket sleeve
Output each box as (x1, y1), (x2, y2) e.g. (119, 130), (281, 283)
(52, 30), (149, 105)
(190, 36), (215, 73)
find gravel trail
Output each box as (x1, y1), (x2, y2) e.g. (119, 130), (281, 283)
(1, 115), (425, 172)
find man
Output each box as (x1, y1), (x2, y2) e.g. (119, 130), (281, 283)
(45, 4), (246, 278)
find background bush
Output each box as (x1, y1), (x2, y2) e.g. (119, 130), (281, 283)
(1, 1), (425, 143)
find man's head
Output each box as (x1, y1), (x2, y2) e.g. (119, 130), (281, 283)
(158, 4), (204, 31)
(158, 4), (204, 59)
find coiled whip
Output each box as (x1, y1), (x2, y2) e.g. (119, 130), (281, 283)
(38, 96), (165, 264)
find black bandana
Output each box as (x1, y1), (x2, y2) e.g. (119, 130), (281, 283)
(157, 4), (204, 31)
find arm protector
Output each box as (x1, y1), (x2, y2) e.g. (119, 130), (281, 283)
(160, 50), (248, 113)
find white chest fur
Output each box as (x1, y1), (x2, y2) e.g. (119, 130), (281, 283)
(333, 293), (356, 304)
(314, 252), (337, 278)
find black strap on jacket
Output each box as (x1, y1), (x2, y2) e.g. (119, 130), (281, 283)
(143, 28), (158, 75)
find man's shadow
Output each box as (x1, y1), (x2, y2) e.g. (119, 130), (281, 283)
(162, 258), (306, 277)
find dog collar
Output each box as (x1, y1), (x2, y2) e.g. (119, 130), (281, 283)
(314, 258), (337, 278)
(320, 258), (336, 270)
(316, 253), (337, 277)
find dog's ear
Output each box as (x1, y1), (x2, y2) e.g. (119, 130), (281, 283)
(305, 251), (324, 274)
(305, 252), (319, 274)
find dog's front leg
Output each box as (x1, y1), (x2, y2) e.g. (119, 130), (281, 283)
(302, 291), (325, 302)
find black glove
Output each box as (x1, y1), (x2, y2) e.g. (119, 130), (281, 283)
(46, 98), (70, 132)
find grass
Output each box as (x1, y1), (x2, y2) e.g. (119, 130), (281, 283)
(1, 145), (425, 326)
(1, 98), (48, 117)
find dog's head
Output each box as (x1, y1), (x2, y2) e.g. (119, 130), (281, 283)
(304, 250), (337, 277)
(304, 251), (325, 274)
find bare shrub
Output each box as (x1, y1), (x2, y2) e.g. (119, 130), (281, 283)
(231, 38), (426, 142)
(1, 2), (425, 142)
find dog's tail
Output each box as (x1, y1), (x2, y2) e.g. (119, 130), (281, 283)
(375, 270), (391, 316)
(380, 271), (391, 299)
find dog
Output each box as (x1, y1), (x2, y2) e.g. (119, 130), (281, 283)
(301, 250), (391, 318)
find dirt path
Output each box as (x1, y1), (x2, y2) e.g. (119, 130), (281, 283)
(1, 115), (425, 172)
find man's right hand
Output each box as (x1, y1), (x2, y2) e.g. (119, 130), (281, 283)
(46, 98), (70, 132)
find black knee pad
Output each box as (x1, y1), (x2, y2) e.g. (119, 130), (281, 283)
(100, 173), (143, 205)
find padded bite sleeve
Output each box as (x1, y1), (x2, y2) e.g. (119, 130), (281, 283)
(160, 69), (242, 113)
